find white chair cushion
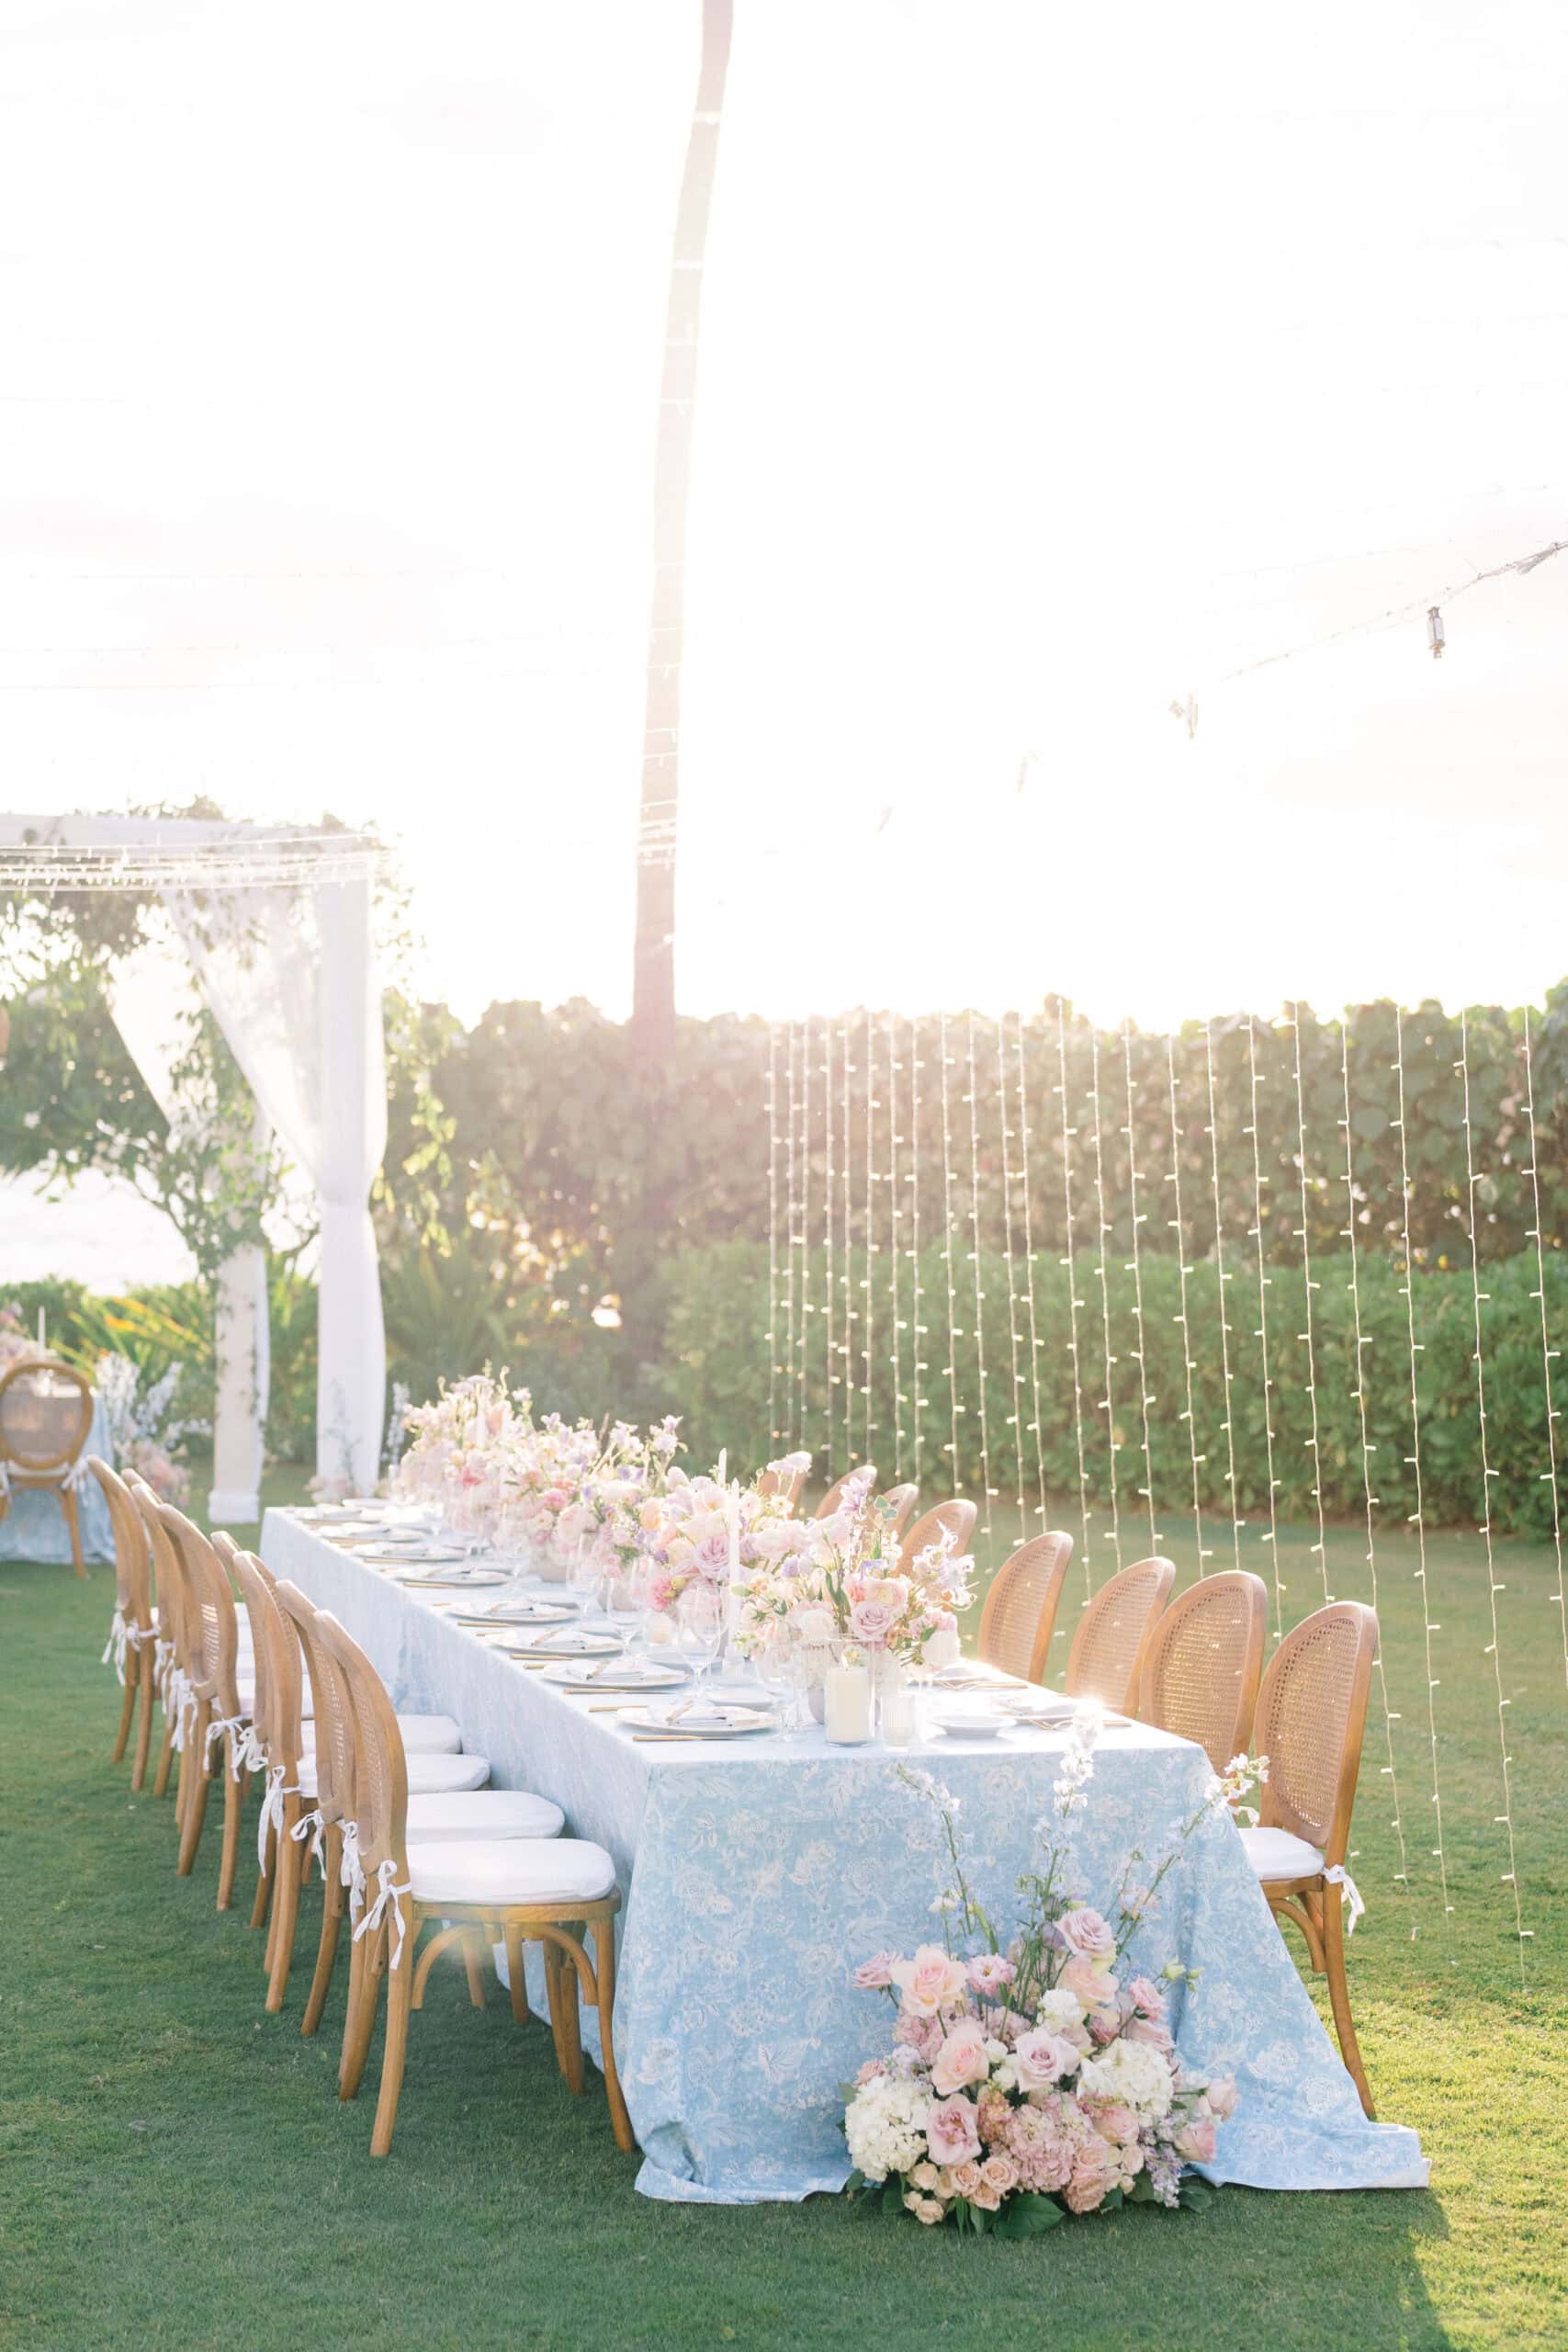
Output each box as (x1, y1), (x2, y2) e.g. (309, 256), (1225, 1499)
(407, 1837), (615, 1908)
(406, 1791), (565, 1843)
(300, 1713), (462, 1757)
(296, 1750), (492, 1800)
(1240, 1825), (1325, 1883)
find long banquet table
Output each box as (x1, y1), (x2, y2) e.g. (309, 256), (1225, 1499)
(261, 1509), (1427, 2204)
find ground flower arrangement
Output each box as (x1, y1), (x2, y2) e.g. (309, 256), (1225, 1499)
(842, 1717), (1262, 2235)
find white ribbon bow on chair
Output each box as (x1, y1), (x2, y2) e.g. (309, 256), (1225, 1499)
(255, 1762), (300, 1874)
(204, 1711), (249, 1769)
(339, 1820), (368, 1920)
(168, 1671), (194, 1751)
(233, 1722), (267, 1781)
(1324, 1864), (1365, 1935)
(290, 1807), (326, 1877)
(102, 1608), (129, 1682)
(352, 1857), (412, 1970)
(153, 1636), (174, 1691)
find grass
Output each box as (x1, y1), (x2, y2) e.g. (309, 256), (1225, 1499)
(2, 1472), (1564, 2352)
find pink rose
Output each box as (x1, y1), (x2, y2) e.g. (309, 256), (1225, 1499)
(540, 1487), (569, 1511)
(946, 2159), (983, 2199)
(930, 2025), (990, 2098)
(1126, 1976), (1167, 2019)
(1064, 2142), (1119, 2215)
(979, 2153), (1019, 2197)
(1206, 2075), (1238, 2120)
(853, 2059), (885, 2086)
(891, 1944), (969, 2018)
(1089, 2100), (1140, 2144)
(1011, 2029), (1080, 2092)
(1123, 2013), (1175, 2052)
(1057, 1905), (1116, 1961)
(1175, 2120), (1218, 2163)
(848, 1597), (897, 1647)
(853, 1951), (898, 1990)
(966, 1953), (1015, 1997)
(926, 2097), (983, 2167)
(893, 2013), (942, 2063)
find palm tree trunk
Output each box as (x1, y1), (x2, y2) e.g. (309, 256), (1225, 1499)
(630, 0), (734, 1061)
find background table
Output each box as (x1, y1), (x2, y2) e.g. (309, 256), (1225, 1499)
(0, 1387), (113, 1563)
(261, 1509), (1427, 2204)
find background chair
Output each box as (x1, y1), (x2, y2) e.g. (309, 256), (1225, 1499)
(1138, 1570), (1269, 1771)
(814, 1468), (873, 1519)
(881, 1483), (919, 1535)
(977, 1531), (1075, 1683)
(755, 1461), (807, 1507)
(0, 1360), (94, 1574)
(1064, 1556), (1175, 1711)
(89, 1455), (160, 1784)
(898, 1498), (976, 1574)
(1240, 1599), (1380, 2117)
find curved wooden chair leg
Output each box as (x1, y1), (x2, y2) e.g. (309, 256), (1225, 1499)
(502, 1920), (530, 2027)
(592, 1918), (636, 2154)
(152, 1704), (175, 1799)
(339, 1921), (386, 2102)
(131, 1668), (155, 1792)
(369, 1937), (416, 2157)
(112, 1662), (137, 1765)
(544, 1935), (585, 2095)
(59, 1484), (85, 1577)
(215, 1738), (244, 1911)
(1322, 1884), (1375, 2119)
(408, 1925), (471, 2013)
(301, 1826), (344, 2039)
(265, 1800), (305, 2012)
(176, 1707), (212, 1876)
(252, 1822), (276, 1935)
(462, 1931), (487, 2010)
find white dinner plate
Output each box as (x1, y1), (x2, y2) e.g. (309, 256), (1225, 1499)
(454, 1600), (578, 1627)
(541, 1658), (692, 1690)
(619, 1702), (777, 1738)
(506, 1628), (623, 1658)
(929, 1709), (1014, 1740)
(391, 1565), (510, 1589)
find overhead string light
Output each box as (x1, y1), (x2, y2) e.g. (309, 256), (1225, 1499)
(1288, 1004), (1332, 1606)
(1459, 1011), (1530, 1984)
(965, 1011), (998, 1555)
(767, 1023), (782, 1449)
(1088, 1030), (1124, 1573)
(1520, 1009), (1568, 1700)
(939, 1012), (964, 1495)
(1202, 1020), (1244, 1571)
(1013, 1013), (1050, 1537)
(797, 1015), (812, 1464)
(1393, 1007), (1454, 1942)
(841, 1016), (856, 1475)
(863, 1007), (877, 1466)
(1337, 1018), (1415, 1928)
(822, 1016), (836, 1479)
(1245, 1015), (1285, 1638)
(996, 1014), (1028, 1545)
(1120, 1022), (1159, 1553)
(909, 1014), (927, 1493)
(1164, 1035), (1210, 1577)
(1055, 1005), (1096, 1594)
(887, 1010), (906, 1481)
(784, 1020), (800, 1453)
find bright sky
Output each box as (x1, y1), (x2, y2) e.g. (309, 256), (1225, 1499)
(3, 0), (1566, 1033)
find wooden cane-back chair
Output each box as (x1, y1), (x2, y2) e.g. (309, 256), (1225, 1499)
(88, 1454), (159, 1785)
(0, 1360), (94, 1574)
(756, 1460), (807, 1508)
(881, 1483), (919, 1537)
(1138, 1570), (1269, 1771)
(1065, 1556), (1175, 1711)
(1243, 1600), (1380, 2117)
(978, 1532), (1076, 1684)
(128, 1476), (198, 1816)
(157, 1502), (252, 1907)
(221, 1545), (319, 2009)
(815, 1468), (873, 1520)
(313, 1606), (633, 2159)
(898, 1498), (977, 1575)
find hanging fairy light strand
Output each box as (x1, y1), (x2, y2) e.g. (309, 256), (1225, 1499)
(1120, 1023), (1160, 1552)
(841, 1017), (856, 1474)
(767, 1024), (782, 1449)
(1202, 1020), (1244, 1572)
(909, 1015), (926, 1493)
(797, 1016), (812, 1461)
(1087, 1031), (1124, 1573)
(1245, 1015), (1285, 1636)
(822, 1017), (836, 1479)
(1520, 1009), (1568, 1700)
(1337, 1020), (1414, 1925)
(1393, 1008), (1454, 1941)
(887, 1011), (906, 1482)
(1014, 1013), (1050, 1537)
(1053, 1009), (1094, 1590)
(939, 1012), (964, 1494)
(863, 1008), (877, 1466)
(1289, 1004), (1332, 1606)
(1164, 1035), (1209, 1575)
(1459, 1012), (1530, 1984)
(996, 1015), (1028, 1540)
(784, 1021), (800, 1453)
(965, 1011), (998, 1555)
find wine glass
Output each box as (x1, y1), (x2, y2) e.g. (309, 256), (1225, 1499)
(673, 1584), (722, 1689)
(605, 1564), (645, 1651)
(568, 1535), (604, 1621)
(753, 1628), (796, 1728)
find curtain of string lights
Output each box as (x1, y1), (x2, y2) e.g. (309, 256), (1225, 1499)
(767, 998), (1558, 1977)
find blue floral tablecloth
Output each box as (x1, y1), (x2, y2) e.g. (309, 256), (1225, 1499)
(0, 1390), (112, 1564)
(261, 1510), (1427, 2204)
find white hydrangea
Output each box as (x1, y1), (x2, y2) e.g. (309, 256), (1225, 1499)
(1038, 1986), (1086, 2035)
(844, 2075), (934, 2182)
(1078, 2036), (1176, 2122)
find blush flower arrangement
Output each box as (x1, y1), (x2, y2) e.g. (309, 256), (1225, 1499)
(637, 1453), (808, 1612)
(841, 1717), (1264, 2235)
(736, 1464), (975, 1671)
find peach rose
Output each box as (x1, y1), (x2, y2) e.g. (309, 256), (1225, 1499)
(930, 2025), (990, 2098)
(891, 1944), (969, 2018)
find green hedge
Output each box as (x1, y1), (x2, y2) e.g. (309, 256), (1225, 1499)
(660, 1244), (1568, 1540)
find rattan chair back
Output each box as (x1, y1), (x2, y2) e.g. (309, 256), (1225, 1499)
(312, 1609), (411, 1880)
(882, 1484), (918, 1535)
(272, 1580), (355, 1826)
(898, 1498), (977, 1574)
(815, 1469), (873, 1520)
(158, 1503), (243, 1716)
(1254, 1600), (1378, 1866)
(978, 1531), (1075, 1682)
(88, 1454), (154, 1630)
(1066, 1555), (1175, 1710)
(0, 1359), (93, 1472)
(1138, 1570), (1269, 1770)
(129, 1476), (194, 1671)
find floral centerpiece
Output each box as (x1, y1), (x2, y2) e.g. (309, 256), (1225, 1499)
(560, 1415), (684, 1573)
(637, 1452), (809, 1612)
(842, 1720), (1262, 2233)
(736, 1464), (975, 1673)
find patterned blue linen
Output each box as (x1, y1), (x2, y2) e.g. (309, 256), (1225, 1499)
(0, 1389), (113, 1563)
(261, 1510), (1427, 2205)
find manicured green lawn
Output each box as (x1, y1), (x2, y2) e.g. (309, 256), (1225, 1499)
(2, 1487), (1563, 2352)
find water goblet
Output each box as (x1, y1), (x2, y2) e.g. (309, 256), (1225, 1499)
(673, 1584), (722, 1689)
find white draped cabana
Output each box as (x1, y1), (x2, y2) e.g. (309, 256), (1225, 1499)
(0, 814), (388, 1512)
